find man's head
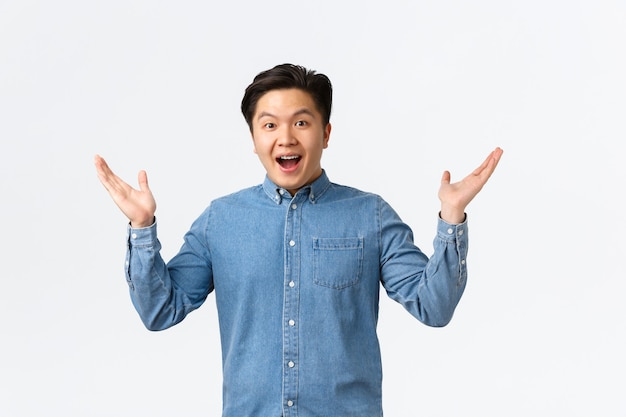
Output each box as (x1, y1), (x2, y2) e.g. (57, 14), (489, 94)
(242, 64), (333, 196)
(241, 63), (332, 131)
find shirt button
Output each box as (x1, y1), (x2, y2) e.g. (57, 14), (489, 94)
(289, 240), (295, 247)
(288, 361), (295, 368)
(291, 203), (297, 209)
(458, 229), (464, 236)
(447, 228), (453, 234)
(289, 319), (295, 326)
(279, 189), (285, 195)
(289, 281), (295, 288)
(461, 259), (466, 265)
(131, 233), (137, 239)
(287, 400), (294, 407)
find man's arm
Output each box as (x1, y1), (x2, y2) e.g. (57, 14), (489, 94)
(125, 219), (212, 330)
(94, 155), (212, 330)
(379, 201), (468, 327)
(380, 147), (503, 326)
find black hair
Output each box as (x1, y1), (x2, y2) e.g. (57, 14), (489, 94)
(241, 63), (332, 131)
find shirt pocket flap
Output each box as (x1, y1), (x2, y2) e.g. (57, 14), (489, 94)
(313, 237), (363, 289)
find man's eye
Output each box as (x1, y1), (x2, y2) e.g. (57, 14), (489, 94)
(295, 120), (307, 127)
(264, 123), (275, 129)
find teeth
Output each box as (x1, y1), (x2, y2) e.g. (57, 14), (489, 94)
(280, 155), (300, 160)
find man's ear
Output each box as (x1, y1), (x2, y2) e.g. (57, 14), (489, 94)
(323, 123), (332, 149)
(251, 132), (257, 154)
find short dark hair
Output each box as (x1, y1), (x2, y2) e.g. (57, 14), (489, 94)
(241, 63), (333, 131)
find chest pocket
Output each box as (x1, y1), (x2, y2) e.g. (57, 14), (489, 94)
(313, 237), (363, 289)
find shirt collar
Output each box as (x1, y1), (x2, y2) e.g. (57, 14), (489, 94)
(262, 170), (331, 205)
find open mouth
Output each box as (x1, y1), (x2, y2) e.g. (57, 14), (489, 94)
(276, 155), (301, 170)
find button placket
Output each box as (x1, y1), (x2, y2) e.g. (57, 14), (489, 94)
(282, 194), (303, 414)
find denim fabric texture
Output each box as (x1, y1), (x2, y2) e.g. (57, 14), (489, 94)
(124, 171), (468, 417)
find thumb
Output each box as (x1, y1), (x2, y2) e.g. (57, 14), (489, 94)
(441, 170), (451, 185)
(137, 170), (150, 192)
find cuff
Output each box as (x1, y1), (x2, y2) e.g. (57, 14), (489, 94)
(436, 215), (468, 242)
(127, 219), (158, 247)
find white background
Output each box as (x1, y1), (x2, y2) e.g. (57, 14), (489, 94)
(1, 1), (624, 416)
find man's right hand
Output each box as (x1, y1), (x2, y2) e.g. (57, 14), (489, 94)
(94, 155), (157, 228)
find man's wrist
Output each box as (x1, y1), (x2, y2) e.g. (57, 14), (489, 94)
(439, 210), (466, 225)
(130, 217), (155, 229)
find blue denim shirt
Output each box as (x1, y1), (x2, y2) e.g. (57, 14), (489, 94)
(125, 171), (468, 417)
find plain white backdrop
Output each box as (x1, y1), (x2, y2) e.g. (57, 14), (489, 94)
(1, 1), (624, 416)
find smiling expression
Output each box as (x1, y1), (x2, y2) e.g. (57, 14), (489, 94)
(252, 88), (331, 196)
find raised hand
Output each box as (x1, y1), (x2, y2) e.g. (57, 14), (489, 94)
(94, 155), (157, 228)
(438, 147), (503, 224)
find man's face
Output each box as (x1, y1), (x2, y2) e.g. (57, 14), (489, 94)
(251, 88), (331, 196)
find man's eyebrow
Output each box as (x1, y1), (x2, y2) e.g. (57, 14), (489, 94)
(256, 108), (316, 121)
(256, 111), (275, 120)
(293, 108), (316, 117)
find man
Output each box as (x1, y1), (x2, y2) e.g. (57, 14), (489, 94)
(95, 63), (503, 416)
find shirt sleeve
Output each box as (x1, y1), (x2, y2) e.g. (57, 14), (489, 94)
(124, 211), (214, 331)
(379, 199), (468, 327)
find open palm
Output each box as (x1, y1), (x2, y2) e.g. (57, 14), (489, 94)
(94, 155), (157, 228)
(438, 147), (503, 224)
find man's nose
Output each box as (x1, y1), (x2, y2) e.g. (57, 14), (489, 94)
(277, 126), (297, 146)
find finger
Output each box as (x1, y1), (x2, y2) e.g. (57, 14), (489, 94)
(94, 154), (110, 177)
(483, 148), (503, 177)
(137, 170), (150, 193)
(441, 170), (451, 184)
(94, 155), (132, 198)
(491, 147), (503, 167)
(94, 155), (116, 188)
(472, 147), (503, 177)
(471, 150), (496, 176)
